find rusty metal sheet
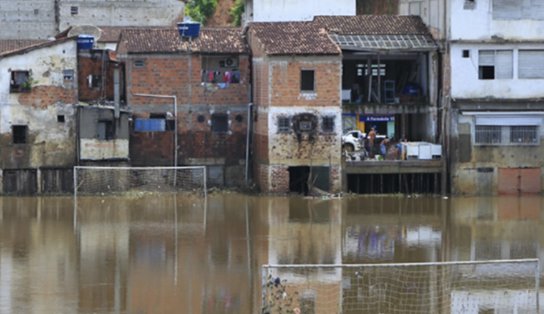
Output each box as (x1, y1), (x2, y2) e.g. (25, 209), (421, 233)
(498, 168), (520, 195)
(520, 168), (541, 194)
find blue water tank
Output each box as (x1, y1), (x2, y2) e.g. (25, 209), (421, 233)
(77, 35), (94, 50)
(177, 22), (200, 38)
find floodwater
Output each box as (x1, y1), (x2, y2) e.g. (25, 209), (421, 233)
(0, 193), (542, 313)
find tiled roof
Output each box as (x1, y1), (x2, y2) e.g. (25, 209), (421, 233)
(0, 40), (48, 54)
(248, 21), (340, 56)
(0, 38), (74, 57)
(97, 26), (124, 42)
(313, 15), (431, 35)
(119, 27), (248, 54)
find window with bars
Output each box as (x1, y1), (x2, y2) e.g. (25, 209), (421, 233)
(277, 116), (290, 133)
(475, 125), (502, 144)
(475, 125), (539, 145)
(322, 116), (335, 133)
(510, 126), (538, 144)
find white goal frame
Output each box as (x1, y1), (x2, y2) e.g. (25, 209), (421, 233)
(262, 259), (541, 314)
(73, 165), (207, 197)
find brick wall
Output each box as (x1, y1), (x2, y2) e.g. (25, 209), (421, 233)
(127, 54), (250, 106)
(18, 86), (76, 108)
(256, 164), (289, 193)
(78, 53), (120, 102)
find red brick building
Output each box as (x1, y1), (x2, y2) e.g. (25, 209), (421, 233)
(247, 22), (343, 193)
(118, 27), (251, 186)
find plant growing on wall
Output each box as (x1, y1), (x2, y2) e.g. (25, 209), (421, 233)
(230, 0), (244, 26)
(185, 0), (218, 24)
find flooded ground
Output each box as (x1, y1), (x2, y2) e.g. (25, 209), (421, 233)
(0, 193), (542, 313)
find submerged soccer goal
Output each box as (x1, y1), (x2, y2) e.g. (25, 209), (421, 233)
(73, 166), (207, 197)
(262, 259), (540, 314)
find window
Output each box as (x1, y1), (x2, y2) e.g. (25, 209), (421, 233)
(277, 117), (290, 133)
(10, 70), (30, 93)
(201, 56), (241, 83)
(71, 6), (78, 15)
(300, 70), (315, 92)
(322, 116), (335, 133)
(97, 120), (114, 140)
(211, 113), (228, 133)
(475, 125), (502, 144)
(63, 69), (74, 81)
(519, 50), (544, 79)
(462, 50), (470, 58)
(134, 60), (145, 68)
(91, 75), (102, 88)
(510, 126), (538, 144)
(57, 115), (65, 123)
(475, 125), (539, 145)
(478, 50), (513, 80)
(464, 0), (476, 9)
(12, 125), (27, 144)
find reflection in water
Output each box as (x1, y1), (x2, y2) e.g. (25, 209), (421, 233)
(0, 194), (542, 313)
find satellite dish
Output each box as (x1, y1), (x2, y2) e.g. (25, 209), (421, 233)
(68, 25), (102, 41)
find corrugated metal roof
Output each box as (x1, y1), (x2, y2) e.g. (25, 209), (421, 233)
(248, 21), (341, 56)
(118, 27), (248, 54)
(313, 15), (437, 51)
(331, 34), (437, 51)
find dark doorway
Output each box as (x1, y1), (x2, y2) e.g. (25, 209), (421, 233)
(289, 166), (310, 194)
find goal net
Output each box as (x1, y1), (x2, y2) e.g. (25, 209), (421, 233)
(262, 259), (540, 314)
(74, 166), (207, 197)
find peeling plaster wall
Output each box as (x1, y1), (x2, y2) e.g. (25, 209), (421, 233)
(0, 40), (78, 168)
(450, 111), (544, 195)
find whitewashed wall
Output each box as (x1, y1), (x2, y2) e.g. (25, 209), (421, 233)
(451, 0), (544, 41)
(250, 0), (355, 22)
(450, 43), (544, 98)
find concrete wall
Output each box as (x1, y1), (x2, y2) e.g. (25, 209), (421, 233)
(78, 106), (129, 161)
(399, 0), (446, 40)
(450, 110), (544, 195)
(0, 0), (57, 39)
(450, 0), (544, 41)
(247, 0), (355, 23)
(59, 0), (183, 30)
(0, 0), (183, 40)
(0, 40), (78, 169)
(451, 43), (544, 99)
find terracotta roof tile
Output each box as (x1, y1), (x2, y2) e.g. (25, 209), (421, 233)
(248, 21), (340, 56)
(0, 40), (48, 54)
(313, 15), (431, 35)
(119, 27), (247, 54)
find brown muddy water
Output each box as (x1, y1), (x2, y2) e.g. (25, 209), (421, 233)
(0, 193), (542, 313)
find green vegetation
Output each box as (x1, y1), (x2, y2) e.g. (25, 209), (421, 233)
(185, 0), (218, 24)
(230, 0), (245, 27)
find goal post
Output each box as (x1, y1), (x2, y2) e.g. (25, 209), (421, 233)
(73, 166), (207, 197)
(262, 259), (540, 314)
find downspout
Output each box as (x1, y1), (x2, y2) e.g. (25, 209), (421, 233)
(114, 64), (120, 119)
(245, 102), (253, 185)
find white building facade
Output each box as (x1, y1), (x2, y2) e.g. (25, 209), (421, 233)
(243, 0), (356, 25)
(449, 0), (544, 195)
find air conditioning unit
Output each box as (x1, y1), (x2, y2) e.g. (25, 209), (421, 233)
(220, 57), (238, 68)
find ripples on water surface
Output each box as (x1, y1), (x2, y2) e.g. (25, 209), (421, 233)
(0, 194), (542, 313)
